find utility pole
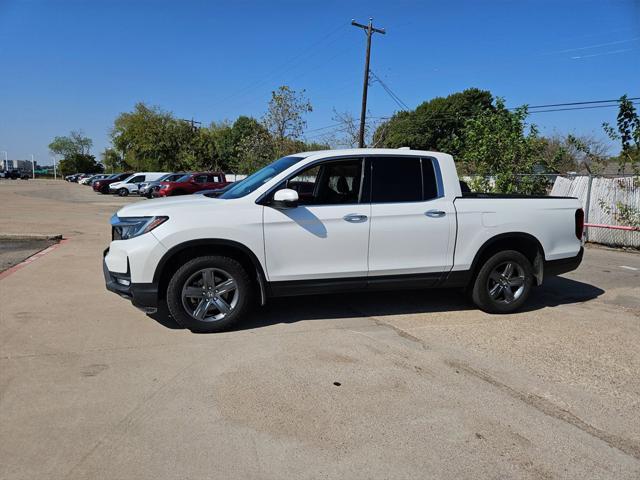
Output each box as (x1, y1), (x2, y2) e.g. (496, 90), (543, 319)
(351, 18), (385, 148)
(31, 154), (35, 179)
(180, 118), (202, 131)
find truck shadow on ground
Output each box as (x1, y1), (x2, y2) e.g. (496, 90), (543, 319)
(148, 276), (604, 332)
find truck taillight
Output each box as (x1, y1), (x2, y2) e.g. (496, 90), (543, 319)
(575, 208), (584, 240)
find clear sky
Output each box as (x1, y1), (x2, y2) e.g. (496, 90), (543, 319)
(1, 0), (638, 165)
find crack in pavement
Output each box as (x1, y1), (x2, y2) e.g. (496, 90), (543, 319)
(446, 359), (640, 461)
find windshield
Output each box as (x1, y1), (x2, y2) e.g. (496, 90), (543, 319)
(159, 173), (179, 181)
(175, 174), (192, 182)
(219, 156), (304, 199)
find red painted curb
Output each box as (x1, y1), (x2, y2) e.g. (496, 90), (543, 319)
(0, 238), (70, 281)
(584, 223), (640, 232)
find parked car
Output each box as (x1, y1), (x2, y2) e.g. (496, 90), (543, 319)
(153, 172), (230, 197)
(2, 169), (29, 180)
(104, 148), (584, 333)
(65, 173), (84, 182)
(138, 173), (186, 199)
(93, 172), (133, 194)
(80, 174), (109, 185)
(109, 172), (170, 196)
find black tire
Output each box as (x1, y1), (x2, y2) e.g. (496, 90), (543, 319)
(166, 255), (253, 333)
(471, 250), (534, 314)
(118, 188), (129, 197)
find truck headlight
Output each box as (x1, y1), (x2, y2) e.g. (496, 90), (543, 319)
(110, 215), (168, 240)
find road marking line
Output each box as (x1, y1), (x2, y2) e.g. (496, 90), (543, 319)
(619, 265), (638, 271)
(0, 238), (69, 281)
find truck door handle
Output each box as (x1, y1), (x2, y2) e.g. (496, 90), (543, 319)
(343, 214), (368, 223)
(425, 210), (446, 218)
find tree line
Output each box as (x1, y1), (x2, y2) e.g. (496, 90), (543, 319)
(50, 86), (638, 195)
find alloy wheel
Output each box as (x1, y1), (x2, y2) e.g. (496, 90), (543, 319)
(181, 268), (239, 322)
(486, 261), (526, 304)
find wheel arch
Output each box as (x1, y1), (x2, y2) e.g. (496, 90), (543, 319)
(468, 232), (545, 286)
(154, 239), (267, 305)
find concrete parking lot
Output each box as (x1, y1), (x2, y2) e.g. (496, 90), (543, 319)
(1, 179), (639, 479)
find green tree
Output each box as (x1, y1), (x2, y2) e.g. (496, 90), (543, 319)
(373, 88), (494, 155)
(456, 99), (546, 194)
(101, 147), (124, 172)
(230, 128), (275, 174)
(263, 86), (312, 157)
(49, 131), (97, 175)
(110, 103), (187, 171)
(49, 130), (93, 157)
(58, 154), (102, 176)
(603, 95), (640, 174)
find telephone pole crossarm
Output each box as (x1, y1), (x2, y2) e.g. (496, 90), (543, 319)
(351, 18), (386, 148)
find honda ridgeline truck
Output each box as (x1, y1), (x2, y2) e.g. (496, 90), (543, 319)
(104, 149), (584, 332)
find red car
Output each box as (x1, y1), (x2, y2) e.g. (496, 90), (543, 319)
(154, 172), (230, 197)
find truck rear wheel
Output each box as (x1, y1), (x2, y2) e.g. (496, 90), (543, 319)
(166, 255), (253, 333)
(471, 250), (533, 314)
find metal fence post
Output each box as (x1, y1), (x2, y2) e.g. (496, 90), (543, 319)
(584, 173), (594, 242)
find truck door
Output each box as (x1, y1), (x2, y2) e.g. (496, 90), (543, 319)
(367, 156), (456, 284)
(263, 158), (370, 283)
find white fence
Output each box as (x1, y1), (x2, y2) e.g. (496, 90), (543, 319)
(552, 175), (640, 248)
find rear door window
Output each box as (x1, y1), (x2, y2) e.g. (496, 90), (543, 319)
(371, 157), (422, 203)
(194, 175), (208, 183)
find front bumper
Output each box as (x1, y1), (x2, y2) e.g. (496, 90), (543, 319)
(544, 247), (584, 277)
(103, 249), (159, 313)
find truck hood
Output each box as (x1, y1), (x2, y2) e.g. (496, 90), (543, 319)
(116, 194), (226, 218)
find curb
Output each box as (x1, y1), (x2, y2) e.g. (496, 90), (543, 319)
(0, 233), (64, 241)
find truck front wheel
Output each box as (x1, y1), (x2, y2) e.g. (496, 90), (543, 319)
(471, 250), (534, 314)
(166, 255), (253, 332)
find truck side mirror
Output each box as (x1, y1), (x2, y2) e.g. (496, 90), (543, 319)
(272, 188), (299, 209)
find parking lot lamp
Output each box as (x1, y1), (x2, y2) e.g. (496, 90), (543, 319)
(31, 154), (35, 179)
(1, 151), (7, 171)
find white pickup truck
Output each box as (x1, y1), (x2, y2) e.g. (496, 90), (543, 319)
(104, 148), (584, 332)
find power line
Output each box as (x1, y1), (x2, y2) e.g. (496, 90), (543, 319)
(528, 101), (640, 114)
(303, 98), (639, 140)
(369, 70), (410, 111)
(522, 97), (640, 110)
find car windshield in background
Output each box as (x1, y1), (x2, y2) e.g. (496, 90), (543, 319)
(159, 173), (178, 181)
(175, 174), (192, 182)
(219, 156), (304, 200)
